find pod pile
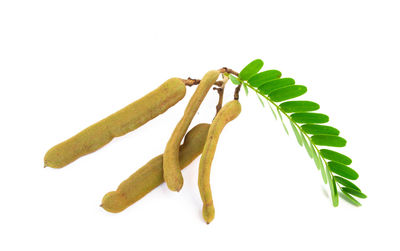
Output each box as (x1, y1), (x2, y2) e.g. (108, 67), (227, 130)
(44, 70), (240, 224)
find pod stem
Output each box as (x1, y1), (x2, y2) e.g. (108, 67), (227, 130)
(234, 84), (241, 100)
(219, 67), (241, 100)
(213, 75), (229, 116)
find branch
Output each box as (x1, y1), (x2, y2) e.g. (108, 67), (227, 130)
(218, 67), (239, 76)
(181, 78), (224, 87)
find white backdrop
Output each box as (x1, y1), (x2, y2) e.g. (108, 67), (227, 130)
(1, 1), (399, 250)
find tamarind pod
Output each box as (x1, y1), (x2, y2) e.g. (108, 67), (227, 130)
(44, 78), (186, 169)
(198, 100), (241, 224)
(101, 123), (210, 213)
(163, 70), (219, 191)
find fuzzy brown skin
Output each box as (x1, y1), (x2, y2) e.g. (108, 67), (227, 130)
(163, 70), (219, 191)
(44, 78), (186, 168)
(198, 100), (241, 224)
(101, 123), (210, 213)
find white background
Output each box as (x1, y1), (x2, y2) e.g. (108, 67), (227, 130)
(1, 0), (399, 250)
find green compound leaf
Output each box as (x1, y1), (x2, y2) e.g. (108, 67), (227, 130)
(311, 135), (346, 147)
(246, 64), (363, 207)
(301, 124), (340, 135)
(341, 190), (362, 206)
(258, 78), (295, 95)
(327, 173), (339, 207)
(280, 101), (320, 113)
(341, 187), (367, 199)
(320, 149), (352, 165)
(301, 133), (313, 158)
(290, 121), (303, 146)
(248, 70), (282, 87)
(277, 109), (289, 135)
(229, 74), (241, 85)
(335, 176), (361, 191)
(328, 161), (359, 180)
(291, 113), (329, 124)
(239, 59), (264, 80)
(269, 85), (307, 102)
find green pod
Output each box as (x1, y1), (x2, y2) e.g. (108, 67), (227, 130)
(101, 123), (210, 213)
(163, 70), (219, 191)
(44, 78), (186, 168)
(198, 100), (241, 224)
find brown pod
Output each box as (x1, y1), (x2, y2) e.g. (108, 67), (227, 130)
(101, 123), (210, 213)
(198, 100), (241, 224)
(44, 78), (186, 168)
(163, 70), (220, 191)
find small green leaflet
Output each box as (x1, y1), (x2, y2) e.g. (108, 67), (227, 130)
(248, 70), (282, 87)
(327, 172), (339, 207)
(320, 149), (352, 165)
(311, 135), (346, 147)
(267, 102), (277, 120)
(290, 121), (303, 146)
(258, 78), (295, 95)
(229, 74), (241, 85)
(239, 59), (264, 80)
(280, 101), (320, 113)
(312, 146), (327, 183)
(291, 113), (329, 124)
(341, 187), (367, 199)
(243, 83), (249, 96)
(310, 145), (320, 170)
(328, 161), (359, 180)
(268, 85), (307, 102)
(256, 93), (265, 107)
(277, 108), (289, 135)
(301, 133), (313, 159)
(334, 176), (361, 191)
(301, 124), (340, 135)
(341, 190), (362, 206)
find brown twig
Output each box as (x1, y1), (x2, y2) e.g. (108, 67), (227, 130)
(183, 66), (241, 103)
(218, 67), (239, 76)
(181, 78), (224, 87)
(181, 77), (200, 86)
(234, 84), (241, 100)
(213, 75), (229, 116)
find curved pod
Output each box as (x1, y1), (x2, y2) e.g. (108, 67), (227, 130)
(101, 123), (210, 213)
(198, 100), (241, 224)
(44, 78), (186, 168)
(163, 70), (219, 191)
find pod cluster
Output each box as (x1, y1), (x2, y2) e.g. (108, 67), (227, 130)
(44, 71), (239, 224)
